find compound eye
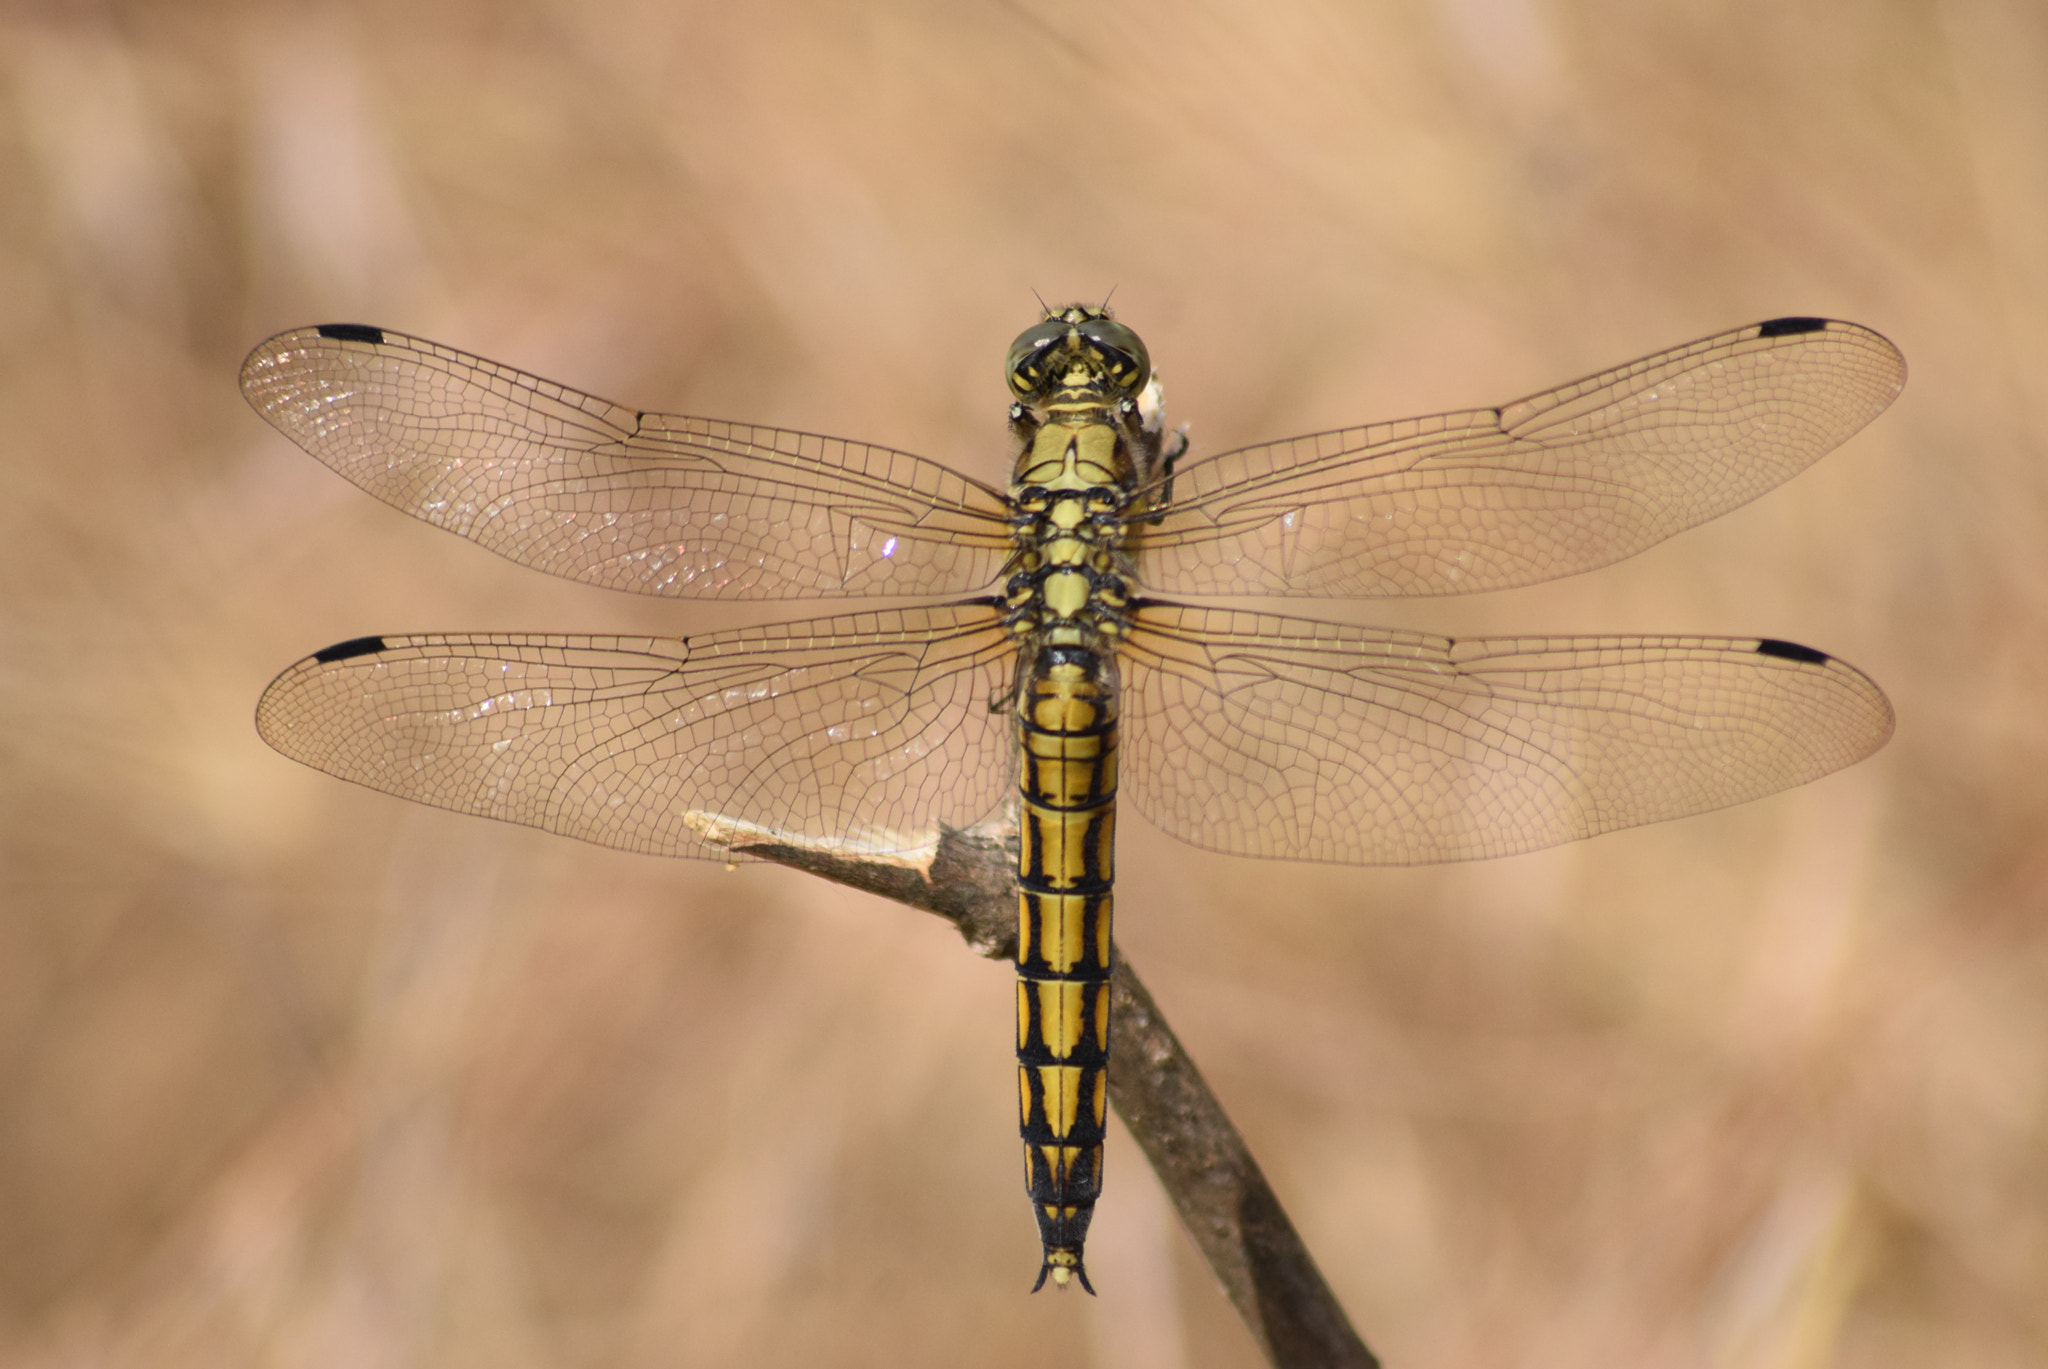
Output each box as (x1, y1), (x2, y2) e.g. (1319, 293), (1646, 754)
(1078, 318), (1150, 390)
(1006, 320), (1068, 396)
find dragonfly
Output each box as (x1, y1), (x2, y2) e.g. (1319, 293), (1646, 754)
(244, 307), (1902, 1293)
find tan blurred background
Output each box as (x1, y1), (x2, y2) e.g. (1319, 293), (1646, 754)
(2, 1), (2044, 1365)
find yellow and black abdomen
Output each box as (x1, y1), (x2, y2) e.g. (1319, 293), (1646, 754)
(1015, 640), (1118, 1293)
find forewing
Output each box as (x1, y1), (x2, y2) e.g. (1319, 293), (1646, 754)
(241, 325), (1016, 599)
(1132, 318), (1904, 598)
(1120, 604), (1891, 864)
(256, 606), (1019, 861)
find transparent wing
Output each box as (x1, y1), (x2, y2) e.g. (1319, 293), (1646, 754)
(241, 325), (1017, 599)
(1131, 318), (1905, 598)
(1119, 603), (1892, 864)
(255, 605), (1019, 861)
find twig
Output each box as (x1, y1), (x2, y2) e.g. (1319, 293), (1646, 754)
(716, 818), (1381, 1369)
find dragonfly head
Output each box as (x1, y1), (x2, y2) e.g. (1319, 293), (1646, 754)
(1006, 305), (1151, 406)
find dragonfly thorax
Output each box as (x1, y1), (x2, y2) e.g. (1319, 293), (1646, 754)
(1000, 486), (1132, 643)
(1003, 310), (1151, 645)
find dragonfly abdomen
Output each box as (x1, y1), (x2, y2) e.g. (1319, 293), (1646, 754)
(1015, 641), (1118, 1293)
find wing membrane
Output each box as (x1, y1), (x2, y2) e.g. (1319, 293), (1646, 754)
(241, 326), (1016, 599)
(1119, 603), (1892, 864)
(256, 606), (1019, 861)
(1131, 318), (1904, 598)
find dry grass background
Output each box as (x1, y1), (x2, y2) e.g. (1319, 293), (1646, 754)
(2, 0), (2044, 1365)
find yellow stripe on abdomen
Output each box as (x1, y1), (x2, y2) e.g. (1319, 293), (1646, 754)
(1015, 643), (1118, 1293)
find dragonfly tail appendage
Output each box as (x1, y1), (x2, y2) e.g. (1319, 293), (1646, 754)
(1015, 643), (1118, 1293)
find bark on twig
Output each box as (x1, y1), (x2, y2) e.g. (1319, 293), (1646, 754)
(716, 819), (1380, 1369)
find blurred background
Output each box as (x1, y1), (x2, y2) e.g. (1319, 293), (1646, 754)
(2, 1), (2043, 1365)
